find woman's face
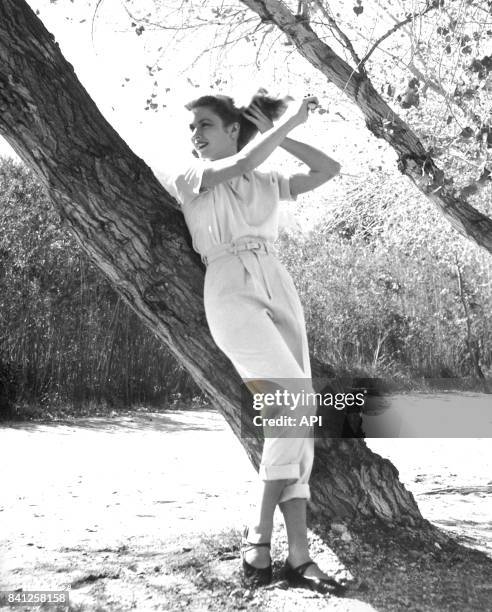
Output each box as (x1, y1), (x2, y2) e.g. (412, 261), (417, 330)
(189, 106), (239, 160)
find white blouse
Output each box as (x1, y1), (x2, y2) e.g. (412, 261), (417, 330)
(159, 160), (295, 258)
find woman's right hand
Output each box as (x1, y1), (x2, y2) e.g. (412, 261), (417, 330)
(285, 96), (319, 126)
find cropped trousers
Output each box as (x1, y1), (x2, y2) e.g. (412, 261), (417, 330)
(202, 237), (317, 504)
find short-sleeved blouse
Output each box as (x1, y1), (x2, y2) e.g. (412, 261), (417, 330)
(160, 160), (295, 258)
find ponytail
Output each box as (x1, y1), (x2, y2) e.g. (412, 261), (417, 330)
(238, 88), (291, 150)
(185, 88), (291, 154)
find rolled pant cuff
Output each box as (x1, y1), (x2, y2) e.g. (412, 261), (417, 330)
(259, 463), (300, 481)
(278, 483), (310, 503)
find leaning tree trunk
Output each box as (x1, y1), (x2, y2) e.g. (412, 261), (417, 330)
(241, 0), (492, 255)
(0, 0), (432, 531)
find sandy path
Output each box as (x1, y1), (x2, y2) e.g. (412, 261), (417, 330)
(1, 395), (491, 610)
(0, 410), (255, 550)
(1, 410), (260, 610)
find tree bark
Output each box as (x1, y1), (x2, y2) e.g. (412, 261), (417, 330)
(240, 0), (492, 255)
(0, 0), (439, 534)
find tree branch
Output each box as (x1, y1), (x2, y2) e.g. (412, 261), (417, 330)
(239, 0), (492, 254)
(360, 0), (440, 68)
(312, 0), (365, 73)
(0, 0), (437, 533)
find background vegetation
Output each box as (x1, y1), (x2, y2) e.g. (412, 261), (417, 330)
(1, 0), (491, 418)
(0, 158), (199, 419)
(279, 172), (492, 382)
(1, 155), (490, 419)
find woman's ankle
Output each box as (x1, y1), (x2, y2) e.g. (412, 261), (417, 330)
(287, 541), (311, 566)
(287, 552), (311, 566)
(247, 523), (273, 543)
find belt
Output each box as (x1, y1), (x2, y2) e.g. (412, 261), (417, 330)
(201, 237), (275, 300)
(201, 238), (275, 266)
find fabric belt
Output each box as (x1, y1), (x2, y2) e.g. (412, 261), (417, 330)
(201, 237), (276, 300)
(201, 237), (275, 266)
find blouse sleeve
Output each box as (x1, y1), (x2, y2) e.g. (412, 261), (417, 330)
(172, 163), (208, 205)
(151, 161), (205, 206)
(272, 171), (297, 202)
(153, 161), (207, 206)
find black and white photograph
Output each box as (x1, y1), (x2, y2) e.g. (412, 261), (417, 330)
(0, 0), (491, 610)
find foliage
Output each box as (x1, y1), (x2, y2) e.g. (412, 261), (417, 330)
(3, 1), (492, 408)
(0, 157), (198, 414)
(340, 0), (492, 201)
(40, 0), (492, 210)
(278, 170), (492, 380)
(80, 0), (492, 209)
(1, 156), (491, 417)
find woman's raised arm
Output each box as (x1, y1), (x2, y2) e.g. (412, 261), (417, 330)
(243, 99), (341, 198)
(200, 98), (315, 191)
(280, 137), (341, 198)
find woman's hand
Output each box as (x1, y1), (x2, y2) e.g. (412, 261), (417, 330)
(242, 102), (274, 134)
(286, 96), (319, 126)
(243, 95), (319, 135)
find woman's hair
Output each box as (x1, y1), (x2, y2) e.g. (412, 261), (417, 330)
(185, 89), (290, 152)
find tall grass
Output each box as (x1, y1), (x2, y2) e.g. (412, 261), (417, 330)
(1, 159), (490, 416)
(278, 172), (492, 382)
(0, 158), (198, 413)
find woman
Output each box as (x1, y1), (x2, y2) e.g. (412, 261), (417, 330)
(168, 90), (343, 594)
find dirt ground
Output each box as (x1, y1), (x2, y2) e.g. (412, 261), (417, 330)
(1, 397), (492, 611)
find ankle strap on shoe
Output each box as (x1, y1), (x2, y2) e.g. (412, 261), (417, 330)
(241, 527), (271, 551)
(241, 541), (271, 551)
(288, 560), (316, 575)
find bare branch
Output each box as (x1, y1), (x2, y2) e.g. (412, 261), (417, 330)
(120, 1), (232, 32)
(342, 21), (470, 120)
(186, 17), (260, 70)
(360, 0), (440, 68)
(239, 0), (492, 254)
(312, 0), (365, 73)
(254, 24), (274, 69)
(91, 0), (105, 46)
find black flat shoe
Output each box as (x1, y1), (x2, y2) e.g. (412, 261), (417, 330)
(284, 559), (347, 596)
(240, 526), (272, 587)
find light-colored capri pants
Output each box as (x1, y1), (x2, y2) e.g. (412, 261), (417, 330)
(202, 237), (317, 504)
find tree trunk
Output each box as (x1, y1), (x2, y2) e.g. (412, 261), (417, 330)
(240, 0), (492, 255)
(0, 0), (439, 534)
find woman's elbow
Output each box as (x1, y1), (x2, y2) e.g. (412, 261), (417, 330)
(330, 161), (342, 177)
(320, 161), (341, 182)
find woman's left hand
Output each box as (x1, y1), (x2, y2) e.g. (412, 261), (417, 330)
(242, 102), (274, 134)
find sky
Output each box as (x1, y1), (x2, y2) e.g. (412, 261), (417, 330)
(2, 0), (198, 163)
